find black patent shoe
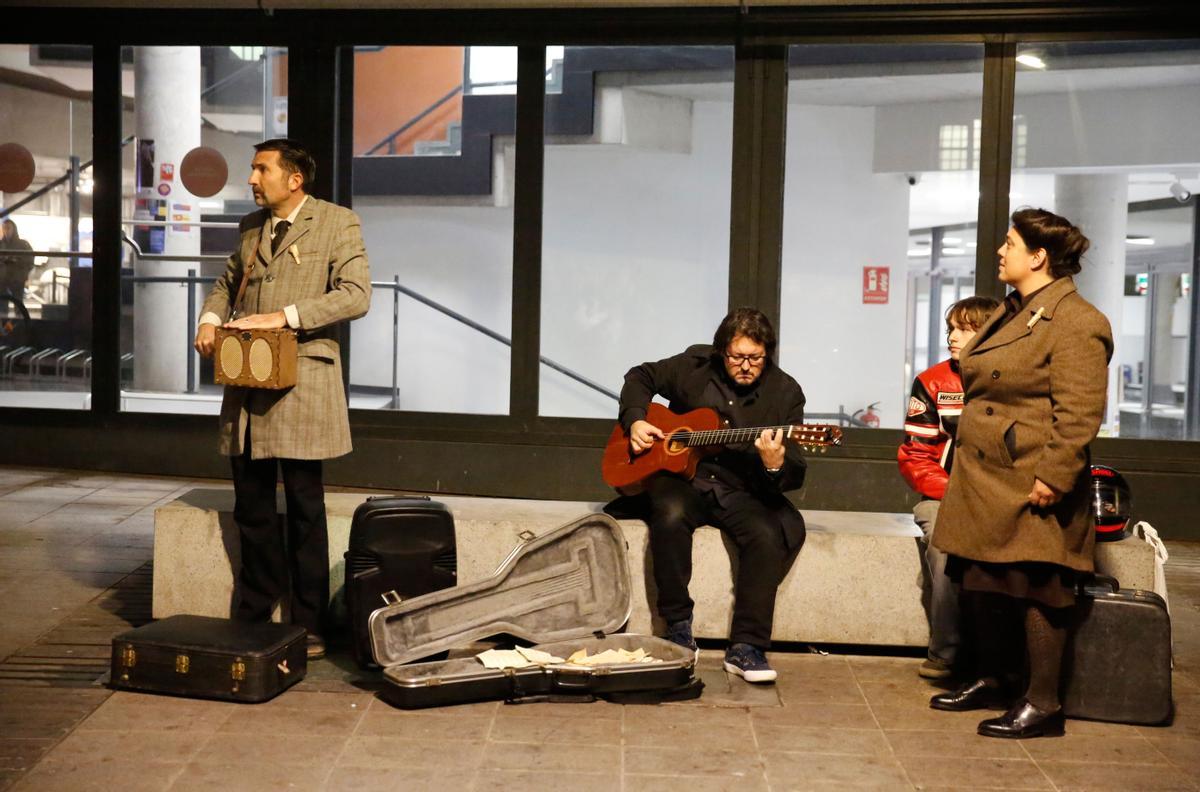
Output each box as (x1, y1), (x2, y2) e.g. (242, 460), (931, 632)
(929, 678), (1010, 712)
(977, 698), (1065, 739)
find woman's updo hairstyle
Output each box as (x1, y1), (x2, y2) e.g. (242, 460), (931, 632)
(1011, 207), (1090, 278)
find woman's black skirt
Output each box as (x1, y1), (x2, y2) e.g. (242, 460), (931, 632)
(947, 556), (1078, 609)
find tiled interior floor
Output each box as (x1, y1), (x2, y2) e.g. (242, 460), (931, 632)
(1, 466), (1198, 791)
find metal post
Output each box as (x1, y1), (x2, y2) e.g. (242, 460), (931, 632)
(1185, 199), (1200, 439)
(391, 274), (400, 409)
(926, 227), (944, 370)
(69, 155), (81, 255)
(186, 267), (197, 394)
(1141, 273), (1157, 430)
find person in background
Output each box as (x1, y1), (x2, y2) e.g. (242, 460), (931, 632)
(0, 219), (35, 324)
(930, 208), (1112, 739)
(898, 295), (999, 680)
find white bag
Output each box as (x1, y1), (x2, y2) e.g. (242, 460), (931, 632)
(1130, 521), (1169, 614)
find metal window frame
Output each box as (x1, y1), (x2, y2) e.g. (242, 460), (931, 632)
(1, 3), (1198, 523)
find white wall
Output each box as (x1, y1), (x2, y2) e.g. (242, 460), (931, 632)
(780, 105), (912, 429)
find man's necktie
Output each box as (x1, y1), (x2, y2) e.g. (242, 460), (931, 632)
(271, 220), (291, 255)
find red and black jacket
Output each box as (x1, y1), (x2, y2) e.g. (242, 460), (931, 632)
(897, 358), (964, 500)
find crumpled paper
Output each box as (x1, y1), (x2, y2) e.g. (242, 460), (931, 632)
(476, 645), (662, 670)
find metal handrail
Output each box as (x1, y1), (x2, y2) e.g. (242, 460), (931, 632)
(120, 219), (242, 228)
(366, 84), (464, 156)
(0, 135), (134, 220)
(372, 276), (619, 408)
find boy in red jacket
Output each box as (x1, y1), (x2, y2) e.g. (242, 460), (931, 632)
(899, 295), (998, 679)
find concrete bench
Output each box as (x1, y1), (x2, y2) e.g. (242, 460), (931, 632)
(153, 488), (1161, 647)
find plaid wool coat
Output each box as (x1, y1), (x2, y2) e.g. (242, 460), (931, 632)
(201, 197), (371, 460)
(933, 277), (1113, 573)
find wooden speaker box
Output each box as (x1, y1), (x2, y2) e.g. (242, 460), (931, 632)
(214, 328), (298, 390)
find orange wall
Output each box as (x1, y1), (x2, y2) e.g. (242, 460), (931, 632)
(354, 47), (465, 156)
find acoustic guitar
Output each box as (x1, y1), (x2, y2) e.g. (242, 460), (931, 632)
(601, 402), (843, 494)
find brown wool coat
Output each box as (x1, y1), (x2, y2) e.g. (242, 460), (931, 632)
(201, 197), (371, 460)
(932, 277), (1113, 572)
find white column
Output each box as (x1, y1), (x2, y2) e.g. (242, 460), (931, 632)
(1053, 173), (1128, 434)
(133, 47), (201, 393)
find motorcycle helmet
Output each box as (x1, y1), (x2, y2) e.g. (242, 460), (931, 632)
(1091, 464), (1132, 542)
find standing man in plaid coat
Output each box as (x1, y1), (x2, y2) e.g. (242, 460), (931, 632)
(194, 139), (371, 659)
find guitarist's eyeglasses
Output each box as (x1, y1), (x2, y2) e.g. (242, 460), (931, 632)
(725, 353), (766, 367)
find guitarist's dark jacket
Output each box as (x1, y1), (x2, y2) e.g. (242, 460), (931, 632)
(615, 344), (808, 549)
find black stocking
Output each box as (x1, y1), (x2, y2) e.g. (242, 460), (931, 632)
(1024, 603), (1071, 711)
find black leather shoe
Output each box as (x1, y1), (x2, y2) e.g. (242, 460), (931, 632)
(929, 678), (1010, 711)
(977, 698), (1065, 739)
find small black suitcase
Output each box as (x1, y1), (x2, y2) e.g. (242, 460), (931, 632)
(1062, 576), (1173, 725)
(110, 615), (307, 703)
(345, 496), (457, 668)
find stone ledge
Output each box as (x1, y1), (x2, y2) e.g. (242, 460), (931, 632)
(153, 488), (1159, 647)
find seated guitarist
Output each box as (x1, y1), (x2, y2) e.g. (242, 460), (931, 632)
(617, 307), (807, 683)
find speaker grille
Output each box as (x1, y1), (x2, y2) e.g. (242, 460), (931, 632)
(218, 335), (243, 379)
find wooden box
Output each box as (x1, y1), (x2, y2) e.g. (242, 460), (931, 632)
(214, 327), (298, 390)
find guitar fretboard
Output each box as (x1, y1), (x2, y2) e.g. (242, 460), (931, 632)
(674, 426), (818, 446)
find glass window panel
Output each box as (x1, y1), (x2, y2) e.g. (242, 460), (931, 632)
(349, 45), (515, 414)
(780, 44), (985, 429)
(0, 44), (93, 409)
(1011, 39), (1200, 440)
(119, 44), (287, 414)
(538, 45), (735, 418)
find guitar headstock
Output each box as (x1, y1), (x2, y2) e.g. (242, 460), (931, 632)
(786, 424), (844, 453)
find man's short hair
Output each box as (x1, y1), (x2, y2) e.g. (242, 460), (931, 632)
(945, 295), (1000, 333)
(254, 138), (316, 190)
(713, 307), (778, 360)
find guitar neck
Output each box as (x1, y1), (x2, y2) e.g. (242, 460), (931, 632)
(679, 426), (794, 447)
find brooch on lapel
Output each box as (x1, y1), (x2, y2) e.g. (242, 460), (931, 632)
(289, 244), (301, 266)
(1026, 306), (1046, 329)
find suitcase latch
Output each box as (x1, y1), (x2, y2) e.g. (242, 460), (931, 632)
(175, 654), (190, 674)
(120, 645), (136, 669)
(381, 590), (402, 606)
(231, 659), (246, 682)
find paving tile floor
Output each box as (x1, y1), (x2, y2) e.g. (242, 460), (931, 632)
(1, 465), (1199, 791)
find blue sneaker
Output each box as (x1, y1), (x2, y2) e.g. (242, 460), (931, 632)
(665, 618), (698, 653)
(723, 643), (777, 683)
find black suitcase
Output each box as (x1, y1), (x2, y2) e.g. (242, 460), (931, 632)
(345, 496), (457, 668)
(1062, 576), (1173, 725)
(110, 615), (307, 703)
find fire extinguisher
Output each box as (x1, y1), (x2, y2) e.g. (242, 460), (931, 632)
(854, 401), (881, 428)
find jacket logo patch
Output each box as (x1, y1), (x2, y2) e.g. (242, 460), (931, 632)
(907, 397), (926, 417)
(937, 392), (964, 407)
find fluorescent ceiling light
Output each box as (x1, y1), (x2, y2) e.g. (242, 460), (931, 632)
(908, 249), (929, 257)
(1126, 236), (1156, 246)
(1016, 53), (1047, 69)
(942, 237), (961, 244)
(941, 247), (968, 255)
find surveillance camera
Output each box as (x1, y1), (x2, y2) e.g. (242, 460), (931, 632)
(1169, 180), (1192, 203)
(906, 174), (920, 187)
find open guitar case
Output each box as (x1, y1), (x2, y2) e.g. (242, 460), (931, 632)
(368, 513), (701, 709)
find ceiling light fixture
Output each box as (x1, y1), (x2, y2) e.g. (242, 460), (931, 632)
(1125, 236), (1156, 246)
(1016, 53), (1047, 69)
(1169, 180), (1192, 203)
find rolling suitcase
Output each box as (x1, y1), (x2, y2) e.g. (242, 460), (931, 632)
(345, 496), (456, 668)
(1062, 575), (1173, 725)
(371, 513), (699, 708)
(110, 615), (307, 703)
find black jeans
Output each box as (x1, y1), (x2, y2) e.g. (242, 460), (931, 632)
(645, 475), (791, 648)
(231, 443), (328, 636)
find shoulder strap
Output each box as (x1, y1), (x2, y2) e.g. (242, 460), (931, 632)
(230, 226), (266, 319)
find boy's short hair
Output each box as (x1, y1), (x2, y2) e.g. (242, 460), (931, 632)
(945, 295), (1000, 333)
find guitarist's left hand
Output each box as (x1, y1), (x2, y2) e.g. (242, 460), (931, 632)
(755, 428), (786, 471)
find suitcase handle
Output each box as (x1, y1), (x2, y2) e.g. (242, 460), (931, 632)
(1078, 573), (1120, 594)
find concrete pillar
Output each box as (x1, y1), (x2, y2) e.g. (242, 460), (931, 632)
(1053, 174), (1128, 434)
(133, 47), (201, 393)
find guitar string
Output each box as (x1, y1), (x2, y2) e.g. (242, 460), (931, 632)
(670, 425), (837, 445)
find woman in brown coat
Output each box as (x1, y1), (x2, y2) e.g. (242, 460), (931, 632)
(930, 208), (1113, 738)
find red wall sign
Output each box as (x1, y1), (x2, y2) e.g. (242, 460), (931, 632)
(863, 266), (890, 304)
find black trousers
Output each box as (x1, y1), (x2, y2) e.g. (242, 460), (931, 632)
(231, 442), (328, 636)
(645, 475), (791, 649)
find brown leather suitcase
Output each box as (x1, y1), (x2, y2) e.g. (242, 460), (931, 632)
(110, 615), (307, 703)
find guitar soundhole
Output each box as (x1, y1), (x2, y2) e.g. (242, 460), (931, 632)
(665, 434), (688, 455)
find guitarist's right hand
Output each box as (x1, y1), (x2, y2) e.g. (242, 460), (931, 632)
(629, 420), (665, 455)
